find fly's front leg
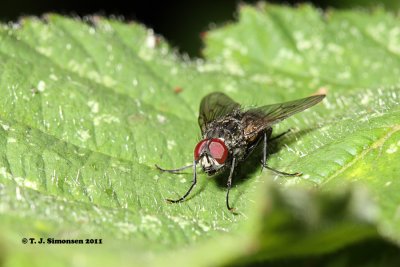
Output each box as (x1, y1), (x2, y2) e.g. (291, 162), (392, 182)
(226, 158), (236, 211)
(155, 163), (194, 174)
(166, 159), (198, 203)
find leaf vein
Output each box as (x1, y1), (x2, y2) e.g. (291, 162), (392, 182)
(321, 124), (400, 185)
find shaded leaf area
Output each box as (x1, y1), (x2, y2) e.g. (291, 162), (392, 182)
(0, 3), (399, 267)
(231, 238), (400, 267)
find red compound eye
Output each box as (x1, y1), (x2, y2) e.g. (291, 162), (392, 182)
(208, 139), (228, 164)
(194, 139), (208, 161)
(194, 138), (228, 164)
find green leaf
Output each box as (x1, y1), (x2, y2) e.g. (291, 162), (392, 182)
(0, 3), (399, 267)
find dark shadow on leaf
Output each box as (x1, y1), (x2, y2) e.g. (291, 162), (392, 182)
(270, 127), (318, 153)
(212, 127), (317, 189)
(227, 238), (400, 267)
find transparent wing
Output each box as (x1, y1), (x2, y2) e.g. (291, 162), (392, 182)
(242, 94), (325, 141)
(198, 92), (240, 133)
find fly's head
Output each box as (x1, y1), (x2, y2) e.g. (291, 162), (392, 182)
(194, 138), (229, 175)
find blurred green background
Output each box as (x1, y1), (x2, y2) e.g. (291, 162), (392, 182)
(0, 0), (398, 57)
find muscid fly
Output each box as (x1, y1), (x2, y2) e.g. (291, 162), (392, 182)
(156, 92), (325, 211)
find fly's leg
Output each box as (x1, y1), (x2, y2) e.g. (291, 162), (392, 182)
(155, 163), (193, 174)
(166, 159), (197, 203)
(226, 158), (236, 211)
(261, 131), (268, 173)
(261, 131), (301, 176)
(263, 165), (302, 176)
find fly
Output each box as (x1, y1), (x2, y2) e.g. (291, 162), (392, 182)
(156, 92), (325, 211)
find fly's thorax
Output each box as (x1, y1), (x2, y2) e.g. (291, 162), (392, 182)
(203, 113), (248, 161)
